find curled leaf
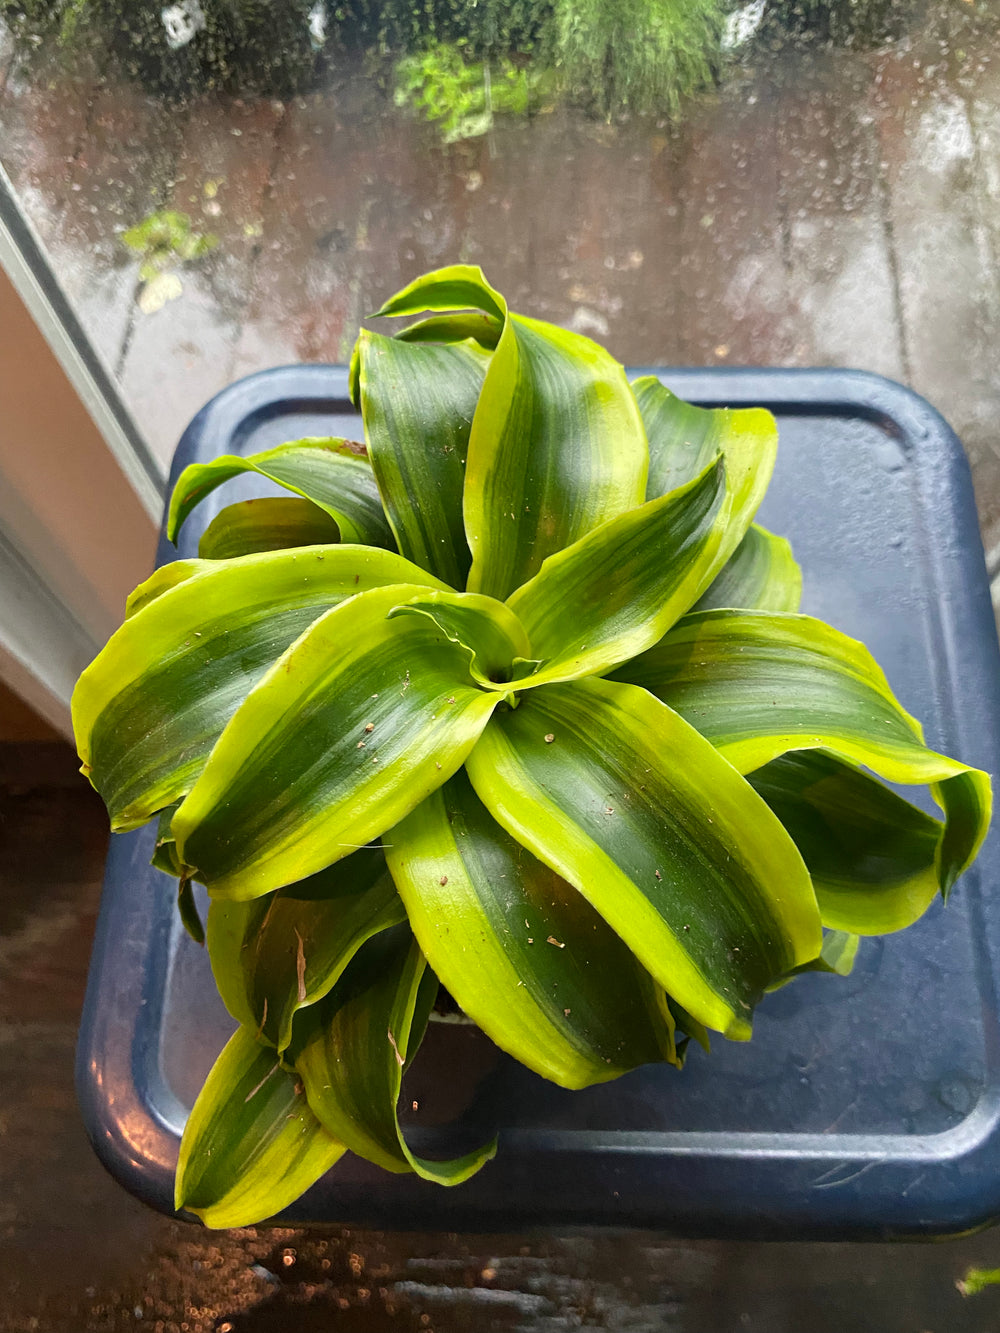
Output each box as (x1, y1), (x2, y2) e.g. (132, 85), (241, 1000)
(175, 1024), (345, 1229)
(207, 845), (406, 1050)
(292, 924), (497, 1183)
(168, 438), (393, 549)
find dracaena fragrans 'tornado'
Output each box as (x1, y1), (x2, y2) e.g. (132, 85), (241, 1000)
(73, 265), (991, 1227)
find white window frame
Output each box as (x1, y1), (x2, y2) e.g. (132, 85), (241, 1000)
(0, 165), (161, 737)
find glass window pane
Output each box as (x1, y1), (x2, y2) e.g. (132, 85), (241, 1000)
(1, 0), (998, 575)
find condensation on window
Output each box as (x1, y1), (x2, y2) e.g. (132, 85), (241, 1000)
(0, 0), (997, 567)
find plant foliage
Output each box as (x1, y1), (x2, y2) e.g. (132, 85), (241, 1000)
(958, 1266), (1000, 1298)
(393, 41), (542, 143)
(1, 0), (917, 117)
(73, 265), (991, 1226)
(0, 0), (324, 96)
(551, 0), (727, 118)
(390, 0), (728, 136)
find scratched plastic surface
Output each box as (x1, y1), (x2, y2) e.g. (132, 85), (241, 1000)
(78, 366), (1000, 1238)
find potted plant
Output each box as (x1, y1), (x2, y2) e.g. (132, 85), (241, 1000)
(71, 265), (991, 1227)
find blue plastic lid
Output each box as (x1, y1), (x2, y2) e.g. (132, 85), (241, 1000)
(77, 365), (1000, 1237)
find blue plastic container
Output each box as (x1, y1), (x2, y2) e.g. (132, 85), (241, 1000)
(77, 366), (1000, 1238)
